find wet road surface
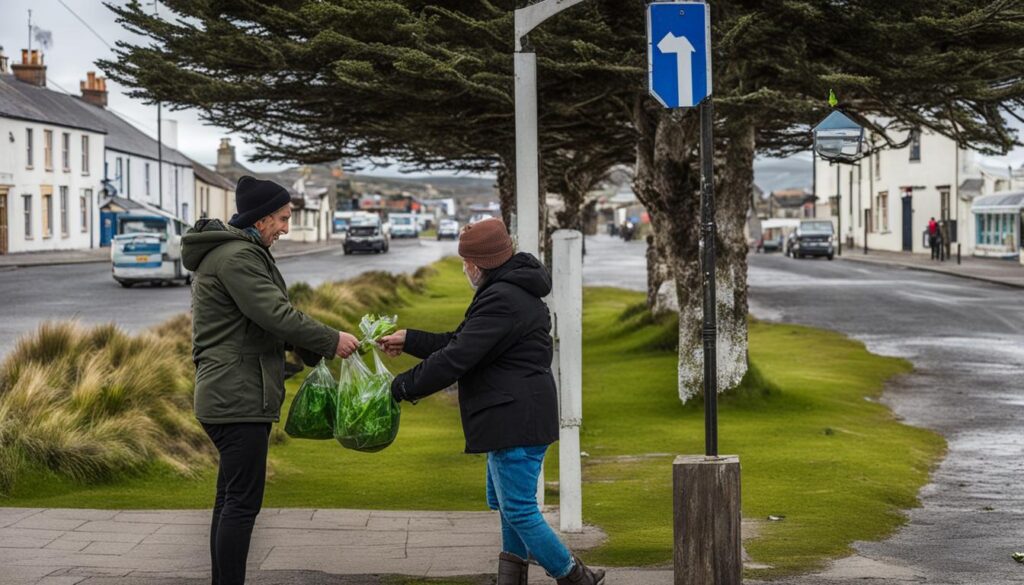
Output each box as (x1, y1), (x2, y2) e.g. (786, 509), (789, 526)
(0, 238), (456, 358)
(588, 236), (1024, 583)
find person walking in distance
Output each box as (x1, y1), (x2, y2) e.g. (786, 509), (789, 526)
(928, 217), (939, 260)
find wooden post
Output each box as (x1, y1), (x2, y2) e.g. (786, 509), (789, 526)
(673, 455), (742, 585)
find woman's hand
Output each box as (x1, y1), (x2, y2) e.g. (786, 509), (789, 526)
(378, 330), (407, 357)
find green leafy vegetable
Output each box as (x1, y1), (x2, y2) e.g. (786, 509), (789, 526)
(334, 350), (400, 452)
(358, 313), (398, 354)
(284, 359), (337, 440)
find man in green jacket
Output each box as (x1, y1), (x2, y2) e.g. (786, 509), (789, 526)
(183, 176), (359, 585)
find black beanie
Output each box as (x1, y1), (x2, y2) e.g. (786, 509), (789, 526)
(228, 176), (292, 229)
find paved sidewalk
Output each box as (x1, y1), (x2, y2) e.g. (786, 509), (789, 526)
(0, 507), (664, 585)
(838, 248), (1024, 288)
(0, 240), (341, 269)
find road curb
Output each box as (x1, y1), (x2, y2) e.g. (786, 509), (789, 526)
(0, 256), (108, 269)
(839, 255), (1024, 290)
(275, 244), (343, 260)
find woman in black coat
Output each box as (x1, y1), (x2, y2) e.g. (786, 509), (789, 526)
(379, 218), (604, 585)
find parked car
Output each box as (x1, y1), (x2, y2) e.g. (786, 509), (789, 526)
(787, 220), (835, 260)
(757, 218), (800, 253)
(437, 219), (460, 240)
(388, 213), (420, 238)
(344, 216), (389, 254)
(111, 213), (191, 288)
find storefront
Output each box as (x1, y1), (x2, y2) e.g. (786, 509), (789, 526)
(971, 191), (1024, 259)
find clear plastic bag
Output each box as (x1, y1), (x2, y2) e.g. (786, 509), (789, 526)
(358, 314), (398, 354)
(333, 350), (400, 452)
(284, 359), (336, 440)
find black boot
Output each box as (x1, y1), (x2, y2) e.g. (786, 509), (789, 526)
(556, 555), (605, 585)
(498, 551), (529, 585)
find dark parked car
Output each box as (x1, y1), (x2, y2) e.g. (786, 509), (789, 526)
(787, 220), (835, 260)
(344, 221), (389, 255)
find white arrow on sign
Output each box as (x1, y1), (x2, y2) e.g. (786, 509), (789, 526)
(657, 32), (696, 107)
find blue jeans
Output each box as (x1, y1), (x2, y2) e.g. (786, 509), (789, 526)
(486, 445), (574, 578)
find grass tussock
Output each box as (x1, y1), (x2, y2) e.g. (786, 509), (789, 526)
(0, 321), (212, 492)
(0, 270), (426, 496)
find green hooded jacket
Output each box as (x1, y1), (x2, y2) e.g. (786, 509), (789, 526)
(182, 219), (338, 424)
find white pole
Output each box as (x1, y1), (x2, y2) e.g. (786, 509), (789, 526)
(514, 0), (590, 516)
(552, 230), (583, 532)
(514, 51), (540, 258)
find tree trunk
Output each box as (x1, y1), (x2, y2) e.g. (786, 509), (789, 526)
(497, 163), (515, 228)
(708, 120), (754, 395)
(632, 99), (749, 403)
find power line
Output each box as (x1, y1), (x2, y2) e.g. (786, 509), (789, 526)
(55, 0), (115, 51)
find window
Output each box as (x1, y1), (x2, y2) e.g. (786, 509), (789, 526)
(42, 190), (53, 238)
(909, 129), (921, 162)
(80, 191), (90, 233)
(874, 150), (880, 179)
(182, 203), (189, 224)
(116, 158), (123, 195)
(875, 191), (889, 232)
(25, 129), (33, 168)
(43, 130), (53, 170)
(145, 163), (151, 196)
(59, 186), (69, 237)
(126, 159), (131, 197)
(22, 194), (32, 238)
(81, 136), (90, 175)
(61, 133), (70, 171)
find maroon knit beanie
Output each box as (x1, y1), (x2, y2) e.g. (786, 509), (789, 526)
(458, 218), (515, 269)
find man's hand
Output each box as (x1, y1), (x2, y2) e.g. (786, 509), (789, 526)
(378, 330), (407, 357)
(336, 332), (359, 358)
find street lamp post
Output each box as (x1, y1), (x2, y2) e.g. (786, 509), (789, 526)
(813, 109), (866, 256)
(514, 0), (590, 534)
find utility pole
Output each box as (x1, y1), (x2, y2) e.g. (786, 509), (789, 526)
(513, 0), (590, 531)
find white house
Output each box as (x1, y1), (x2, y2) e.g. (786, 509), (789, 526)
(71, 73), (196, 227)
(193, 160), (236, 223)
(814, 123), (1024, 259)
(0, 49), (107, 255)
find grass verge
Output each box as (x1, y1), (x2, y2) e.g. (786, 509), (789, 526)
(0, 258), (944, 577)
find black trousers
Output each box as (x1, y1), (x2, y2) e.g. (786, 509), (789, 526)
(202, 422), (272, 585)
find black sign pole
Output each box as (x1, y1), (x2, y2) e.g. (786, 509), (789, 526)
(699, 96), (718, 458)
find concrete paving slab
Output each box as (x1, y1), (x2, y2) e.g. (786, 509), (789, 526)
(56, 532), (148, 544)
(74, 522), (162, 536)
(80, 542), (139, 556)
(0, 508), (44, 528)
(12, 516), (88, 531)
(39, 510), (119, 522)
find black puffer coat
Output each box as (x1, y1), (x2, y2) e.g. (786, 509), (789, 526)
(391, 253), (559, 453)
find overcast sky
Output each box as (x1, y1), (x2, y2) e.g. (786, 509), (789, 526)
(2, 1), (1021, 192)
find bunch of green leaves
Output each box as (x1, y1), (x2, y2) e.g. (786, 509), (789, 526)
(334, 352), (400, 453)
(284, 359), (337, 440)
(358, 314), (398, 354)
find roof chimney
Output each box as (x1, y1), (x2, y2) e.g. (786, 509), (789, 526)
(11, 49), (46, 87)
(80, 71), (108, 108)
(0, 46), (9, 74)
(217, 138), (236, 172)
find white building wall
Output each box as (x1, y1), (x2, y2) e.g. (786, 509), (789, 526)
(195, 180), (235, 223)
(815, 127), (974, 256)
(0, 117), (105, 253)
(104, 150), (195, 223)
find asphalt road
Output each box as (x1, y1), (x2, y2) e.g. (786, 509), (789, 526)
(0, 238), (456, 358)
(751, 253), (1024, 584)
(585, 236), (1024, 583)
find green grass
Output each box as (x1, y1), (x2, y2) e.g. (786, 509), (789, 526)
(418, 228), (438, 239)
(0, 258), (945, 578)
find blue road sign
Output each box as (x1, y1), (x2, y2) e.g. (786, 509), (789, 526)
(647, 2), (712, 109)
